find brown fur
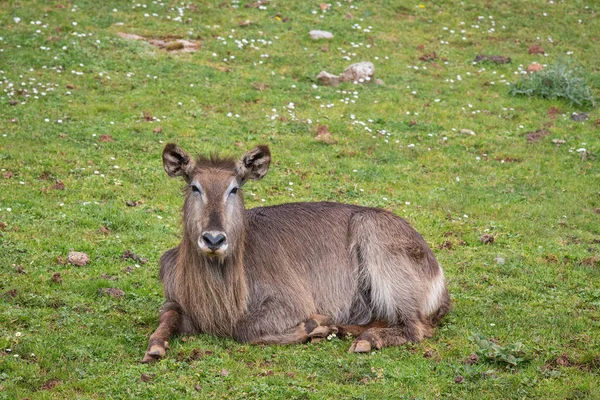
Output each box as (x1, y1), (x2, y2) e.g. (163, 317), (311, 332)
(142, 144), (451, 362)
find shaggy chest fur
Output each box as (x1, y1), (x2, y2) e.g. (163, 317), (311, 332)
(173, 248), (248, 336)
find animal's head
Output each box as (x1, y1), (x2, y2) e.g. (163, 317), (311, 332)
(162, 143), (271, 259)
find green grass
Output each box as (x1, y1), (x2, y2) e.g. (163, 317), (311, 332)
(1, 0), (599, 398)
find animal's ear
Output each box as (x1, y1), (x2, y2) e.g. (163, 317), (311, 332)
(162, 143), (195, 181)
(236, 145), (271, 185)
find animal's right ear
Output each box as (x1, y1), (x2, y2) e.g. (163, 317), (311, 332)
(162, 143), (195, 181)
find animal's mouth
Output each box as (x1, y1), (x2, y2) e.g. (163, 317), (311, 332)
(197, 237), (228, 257)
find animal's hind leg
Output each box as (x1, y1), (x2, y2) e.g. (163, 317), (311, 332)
(347, 318), (433, 353)
(348, 327), (408, 353)
(308, 320), (388, 341)
(249, 314), (330, 345)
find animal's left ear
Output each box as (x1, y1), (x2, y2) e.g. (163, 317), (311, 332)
(236, 145), (271, 185)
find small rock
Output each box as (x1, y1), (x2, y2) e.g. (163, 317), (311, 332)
(460, 129), (475, 135)
(238, 20), (252, 27)
(571, 113), (589, 122)
(552, 139), (565, 146)
(375, 78), (385, 85)
(494, 256), (505, 265)
(153, 126), (163, 134)
(480, 234), (494, 244)
(100, 288), (125, 298)
(339, 61), (375, 82)
(68, 251), (90, 266)
(454, 376), (465, 384)
(309, 30), (334, 40)
(317, 62), (375, 86)
(317, 71), (340, 86)
(528, 44), (545, 55)
(527, 63), (543, 73)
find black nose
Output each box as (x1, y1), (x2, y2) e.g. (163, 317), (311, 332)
(202, 232), (227, 250)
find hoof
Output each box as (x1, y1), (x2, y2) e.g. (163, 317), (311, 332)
(141, 353), (160, 363)
(148, 344), (166, 357)
(349, 339), (372, 353)
(308, 325), (337, 339)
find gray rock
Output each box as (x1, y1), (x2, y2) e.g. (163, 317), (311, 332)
(309, 30), (334, 40)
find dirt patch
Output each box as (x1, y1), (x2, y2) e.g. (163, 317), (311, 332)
(480, 234), (495, 244)
(99, 288), (125, 298)
(51, 272), (62, 283)
(528, 44), (545, 54)
(526, 129), (550, 143)
(464, 353), (480, 365)
(40, 379), (61, 391)
(495, 156), (521, 163)
(547, 106), (560, 119)
(581, 256), (600, 267)
(117, 32), (201, 53)
(123, 250), (147, 264)
(41, 180), (65, 192)
(315, 125), (337, 144)
(419, 52), (437, 62)
(474, 54), (511, 64)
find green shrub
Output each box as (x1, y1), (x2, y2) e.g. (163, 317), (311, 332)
(510, 59), (596, 108)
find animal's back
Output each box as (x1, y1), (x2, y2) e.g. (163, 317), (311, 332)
(243, 202), (446, 325)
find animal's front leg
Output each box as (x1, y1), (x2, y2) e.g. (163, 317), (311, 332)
(142, 303), (182, 363)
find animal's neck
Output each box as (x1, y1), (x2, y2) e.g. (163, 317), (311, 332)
(175, 233), (248, 336)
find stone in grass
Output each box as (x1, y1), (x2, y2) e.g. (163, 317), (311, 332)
(68, 251), (90, 266)
(460, 129), (475, 135)
(317, 61), (375, 86)
(494, 256), (505, 265)
(309, 30), (334, 40)
(571, 112), (589, 122)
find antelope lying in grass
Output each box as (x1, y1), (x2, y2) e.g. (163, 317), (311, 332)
(142, 144), (450, 362)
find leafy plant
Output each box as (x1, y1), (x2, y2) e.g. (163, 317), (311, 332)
(510, 59), (596, 108)
(470, 333), (526, 367)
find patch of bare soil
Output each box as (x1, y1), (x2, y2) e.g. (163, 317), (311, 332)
(474, 54), (511, 64)
(526, 129), (550, 143)
(117, 32), (201, 53)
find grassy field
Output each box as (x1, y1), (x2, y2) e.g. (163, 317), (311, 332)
(1, 0), (599, 398)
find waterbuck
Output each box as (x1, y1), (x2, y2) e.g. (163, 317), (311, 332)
(142, 143), (450, 362)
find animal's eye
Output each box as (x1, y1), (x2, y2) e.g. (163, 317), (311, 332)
(230, 187), (238, 196)
(191, 185), (202, 195)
